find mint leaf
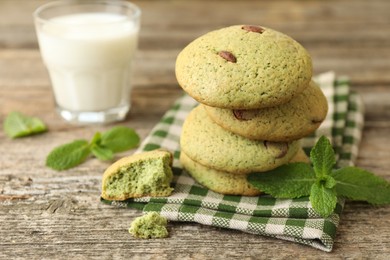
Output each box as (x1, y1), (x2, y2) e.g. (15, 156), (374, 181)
(46, 140), (91, 171)
(91, 145), (114, 161)
(90, 132), (102, 146)
(310, 182), (338, 217)
(324, 175), (337, 189)
(247, 163), (316, 198)
(100, 126), (140, 153)
(4, 111), (47, 138)
(310, 136), (335, 178)
(331, 167), (390, 205)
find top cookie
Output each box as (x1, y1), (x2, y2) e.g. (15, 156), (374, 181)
(175, 25), (312, 109)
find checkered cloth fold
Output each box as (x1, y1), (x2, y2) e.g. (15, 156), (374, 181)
(102, 71), (364, 252)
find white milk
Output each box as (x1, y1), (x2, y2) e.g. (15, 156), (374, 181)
(36, 13), (139, 111)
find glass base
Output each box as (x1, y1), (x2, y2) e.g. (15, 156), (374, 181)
(57, 104), (130, 124)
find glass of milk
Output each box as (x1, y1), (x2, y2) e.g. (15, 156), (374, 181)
(34, 1), (141, 124)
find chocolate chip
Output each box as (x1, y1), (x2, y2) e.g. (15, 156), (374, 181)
(263, 141), (289, 159)
(218, 51), (237, 63)
(276, 145), (288, 159)
(311, 118), (323, 124)
(233, 109), (256, 120)
(241, 25), (265, 34)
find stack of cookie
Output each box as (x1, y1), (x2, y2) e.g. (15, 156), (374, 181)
(175, 25), (328, 196)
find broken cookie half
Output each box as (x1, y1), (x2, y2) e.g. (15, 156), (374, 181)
(101, 149), (174, 201)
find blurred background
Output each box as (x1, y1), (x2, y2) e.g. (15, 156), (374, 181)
(1, 0), (389, 129)
(1, 0), (389, 86)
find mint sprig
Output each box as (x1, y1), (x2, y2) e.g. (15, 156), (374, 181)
(3, 111), (47, 138)
(46, 126), (140, 171)
(248, 136), (390, 217)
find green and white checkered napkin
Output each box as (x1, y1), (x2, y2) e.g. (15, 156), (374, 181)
(102, 71), (364, 252)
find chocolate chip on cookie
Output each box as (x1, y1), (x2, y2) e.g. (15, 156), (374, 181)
(241, 25), (265, 33)
(218, 51), (237, 63)
(263, 141), (289, 159)
(232, 109), (256, 121)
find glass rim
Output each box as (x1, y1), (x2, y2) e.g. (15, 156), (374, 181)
(33, 0), (141, 25)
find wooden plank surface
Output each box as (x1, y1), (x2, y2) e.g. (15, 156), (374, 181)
(1, 0), (390, 259)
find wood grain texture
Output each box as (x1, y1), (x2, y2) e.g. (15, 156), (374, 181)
(1, 0), (390, 259)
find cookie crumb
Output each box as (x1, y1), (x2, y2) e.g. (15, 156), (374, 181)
(129, 212), (169, 239)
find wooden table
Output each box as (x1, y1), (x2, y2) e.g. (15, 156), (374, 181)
(1, 0), (389, 258)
